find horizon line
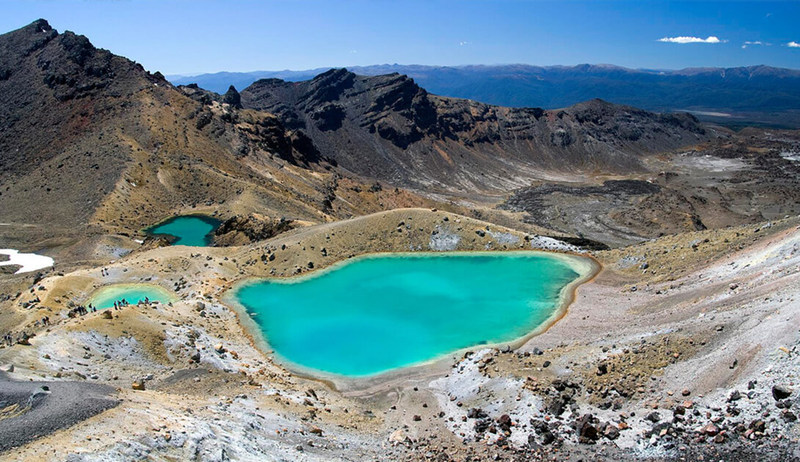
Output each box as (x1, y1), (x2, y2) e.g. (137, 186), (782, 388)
(166, 62), (800, 78)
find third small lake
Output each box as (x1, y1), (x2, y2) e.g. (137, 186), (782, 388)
(146, 215), (221, 247)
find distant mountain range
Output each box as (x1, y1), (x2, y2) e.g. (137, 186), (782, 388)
(169, 64), (800, 128)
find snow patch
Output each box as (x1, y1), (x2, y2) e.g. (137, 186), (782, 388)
(0, 248), (54, 274)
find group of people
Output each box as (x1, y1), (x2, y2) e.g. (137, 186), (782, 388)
(68, 303), (97, 317)
(112, 297), (151, 310)
(67, 297), (154, 315)
(2, 331), (31, 346)
(2, 295), (159, 349)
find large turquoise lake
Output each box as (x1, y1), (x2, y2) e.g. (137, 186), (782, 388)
(232, 252), (593, 377)
(146, 215), (220, 246)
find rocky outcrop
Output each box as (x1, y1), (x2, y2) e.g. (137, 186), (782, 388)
(222, 85), (242, 108)
(177, 83), (325, 166)
(212, 214), (294, 246)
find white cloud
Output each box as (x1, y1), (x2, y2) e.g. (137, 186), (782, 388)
(742, 41), (769, 49)
(657, 35), (724, 44)
(788, 41), (800, 48)
(459, 41), (470, 46)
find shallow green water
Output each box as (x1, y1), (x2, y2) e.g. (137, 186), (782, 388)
(146, 215), (220, 246)
(233, 252), (588, 377)
(89, 284), (176, 309)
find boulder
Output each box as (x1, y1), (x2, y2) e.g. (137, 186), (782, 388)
(645, 412), (661, 423)
(702, 423), (719, 436)
(497, 414), (512, 432)
(596, 362), (608, 376)
(575, 414), (600, 443)
(604, 424), (620, 440)
(772, 385), (792, 401)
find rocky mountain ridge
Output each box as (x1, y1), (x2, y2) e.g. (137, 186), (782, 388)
(242, 68), (710, 192)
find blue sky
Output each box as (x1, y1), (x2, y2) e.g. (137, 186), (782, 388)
(1, 0), (798, 74)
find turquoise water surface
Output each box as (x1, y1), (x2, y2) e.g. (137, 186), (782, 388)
(146, 215), (220, 246)
(89, 284), (176, 309)
(233, 252), (589, 377)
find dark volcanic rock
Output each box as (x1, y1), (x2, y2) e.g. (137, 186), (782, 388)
(496, 414), (512, 432)
(222, 85), (242, 108)
(213, 214), (294, 246)
(772, 385), (793, 401)
(574, 414), (600, 443)
(604, 424), (620, 440)
(311, 103), (346, 131)
(467, 408), (488, 419)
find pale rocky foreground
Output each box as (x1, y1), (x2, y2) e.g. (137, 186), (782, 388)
(0, 209), (797, 461)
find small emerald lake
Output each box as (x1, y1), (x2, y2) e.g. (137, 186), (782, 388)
(146, 215), (220, 247)
(231, 252), (594, 377)
(89, 284), (176, 309)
